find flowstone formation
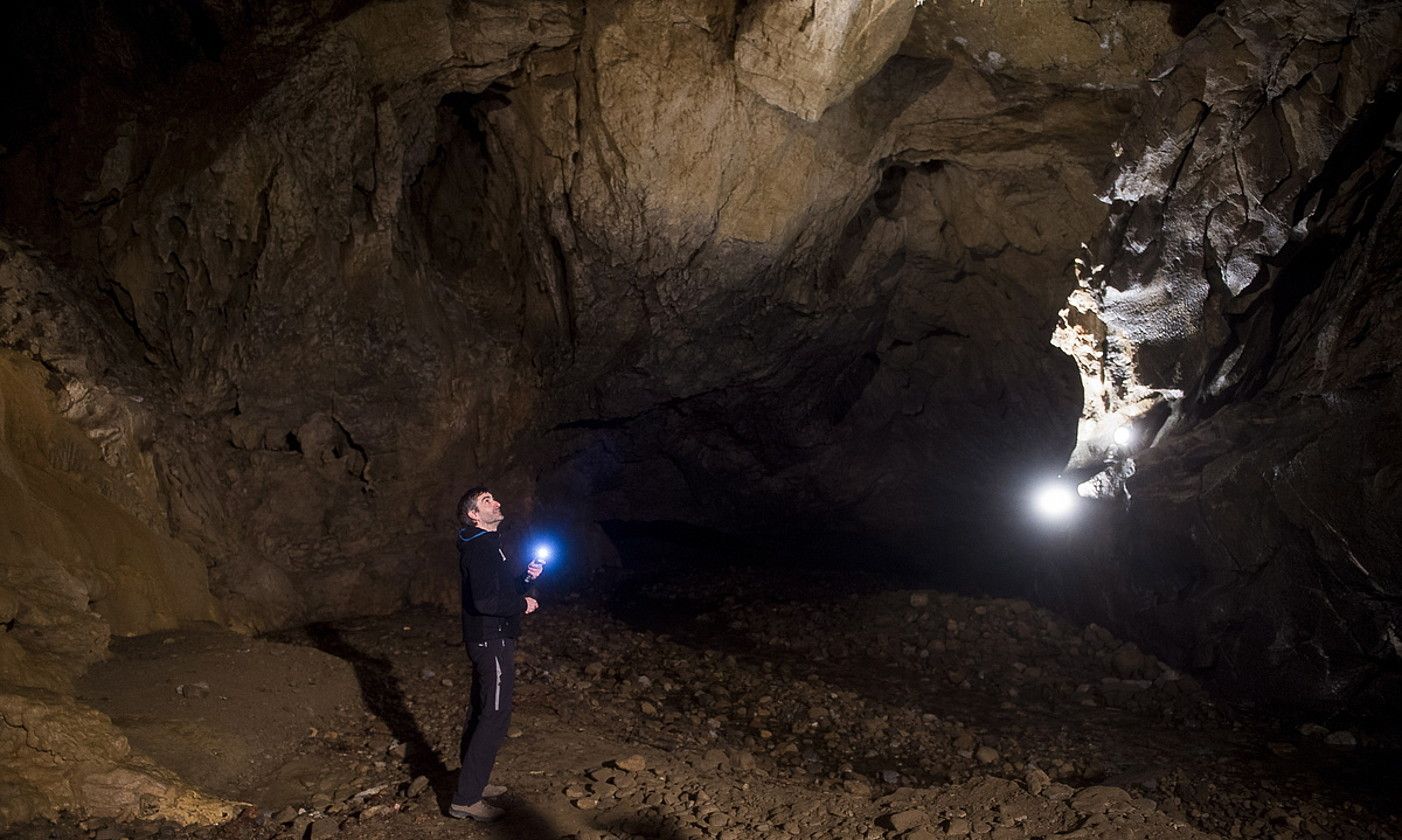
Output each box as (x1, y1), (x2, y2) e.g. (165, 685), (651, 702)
(0, 347), (230, 824)
(1049, 0), (1402, 716)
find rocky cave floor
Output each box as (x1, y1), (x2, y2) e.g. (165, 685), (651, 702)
(12, 565), (1402, 840)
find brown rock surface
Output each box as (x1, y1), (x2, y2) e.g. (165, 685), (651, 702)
(17, 579), (1398, 838)
(0, 0), (1150, 635)
(0, 0), (1397, 825)
(0, 348), (229, 826)
(0, 351), (219, 692)
(0, 688), (238, 825)
(901, 0), (1177, 86)
(735, 0), (917, 121)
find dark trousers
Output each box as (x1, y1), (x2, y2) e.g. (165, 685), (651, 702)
(454, 637), (515, 806)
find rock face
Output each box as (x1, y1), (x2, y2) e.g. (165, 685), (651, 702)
(735, 0), (917, 121)
(1047, 0), (1402, 716)
(0, 688), (239, 825)
(0, 0), (1397, 823)
(0, 0), (1146, 637)
(0, 348), (220, 689)
(5, 1), (580, 636)
(0, 335), (226, 825)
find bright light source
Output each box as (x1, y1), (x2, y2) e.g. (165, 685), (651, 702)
(1033, 481), (1077, 521)
(532, 542), (554, 564)
(1112, 424), (1133, 447)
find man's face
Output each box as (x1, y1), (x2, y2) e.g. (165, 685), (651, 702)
(470, 492), (504, 528)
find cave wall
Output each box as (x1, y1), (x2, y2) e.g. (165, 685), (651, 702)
(0, 350), (218, 693)
(510, 0), (1165, 558)
(1044, 0), (1402, 717)
(0, 304), (233, 825)
(5, 1), (582, 637)
(1046, 142), (1402, 719)
(2, 0), (1175, 635)
(0, 0), (1394, 798)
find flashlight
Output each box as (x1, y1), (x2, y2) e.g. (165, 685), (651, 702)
(1032, 480), (1077, 521)
(1112, 424), (1133, 447)
(531, 542), (554, 564)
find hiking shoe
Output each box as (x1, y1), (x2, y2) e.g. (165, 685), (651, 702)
(448, 800), (504, 822)
(482, 783), (508, 798)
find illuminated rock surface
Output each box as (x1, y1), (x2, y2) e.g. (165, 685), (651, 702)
(0, 0), (1398, 829)
(1047, 0), (1402, 716)
(734, 0), (917, 120)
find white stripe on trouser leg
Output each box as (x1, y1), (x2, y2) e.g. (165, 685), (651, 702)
(493, 653), (502, 711)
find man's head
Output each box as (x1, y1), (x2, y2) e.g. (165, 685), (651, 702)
(458, 486), (505, 531)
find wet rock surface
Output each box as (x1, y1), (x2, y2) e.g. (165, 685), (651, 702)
(10, 568), (1400, 840)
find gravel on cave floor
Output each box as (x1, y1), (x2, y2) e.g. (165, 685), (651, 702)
(16, 566), (1402, 840)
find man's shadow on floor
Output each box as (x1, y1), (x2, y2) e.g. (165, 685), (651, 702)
(302, 623), (460, 810)
(301, 624), (575, 833)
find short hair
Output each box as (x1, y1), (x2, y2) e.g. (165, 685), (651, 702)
(458, 486), (492, 525)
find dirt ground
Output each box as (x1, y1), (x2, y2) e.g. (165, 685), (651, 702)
(11, 565), (1401, 840)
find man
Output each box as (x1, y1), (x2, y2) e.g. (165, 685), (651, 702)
(449, 486), (543, 822)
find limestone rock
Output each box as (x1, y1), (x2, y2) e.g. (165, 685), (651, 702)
(0, 0), (1140, 645)
(0, 8), (1396, 831)
(883, 807), (928, 832)
(735, 0), (916, 121)
(0, 352), (221, 693)
(1047, 0), (1402, 716)
(0, 689), (239, 825)
(901, 0), (1177, 87)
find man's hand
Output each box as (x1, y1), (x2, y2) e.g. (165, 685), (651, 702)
(524, 596), (539, 614)
(526, 560), (544, 580)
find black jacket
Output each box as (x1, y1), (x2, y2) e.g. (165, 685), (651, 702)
(458, 528), (533, 643)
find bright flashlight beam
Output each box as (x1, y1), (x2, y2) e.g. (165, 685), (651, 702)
(532, 543), (554, 563)
(1113, 424), (1133, 447)
(1033, 482), (1077, 521)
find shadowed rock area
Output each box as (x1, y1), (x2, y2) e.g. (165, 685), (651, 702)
(0, 0), (1399, 832)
